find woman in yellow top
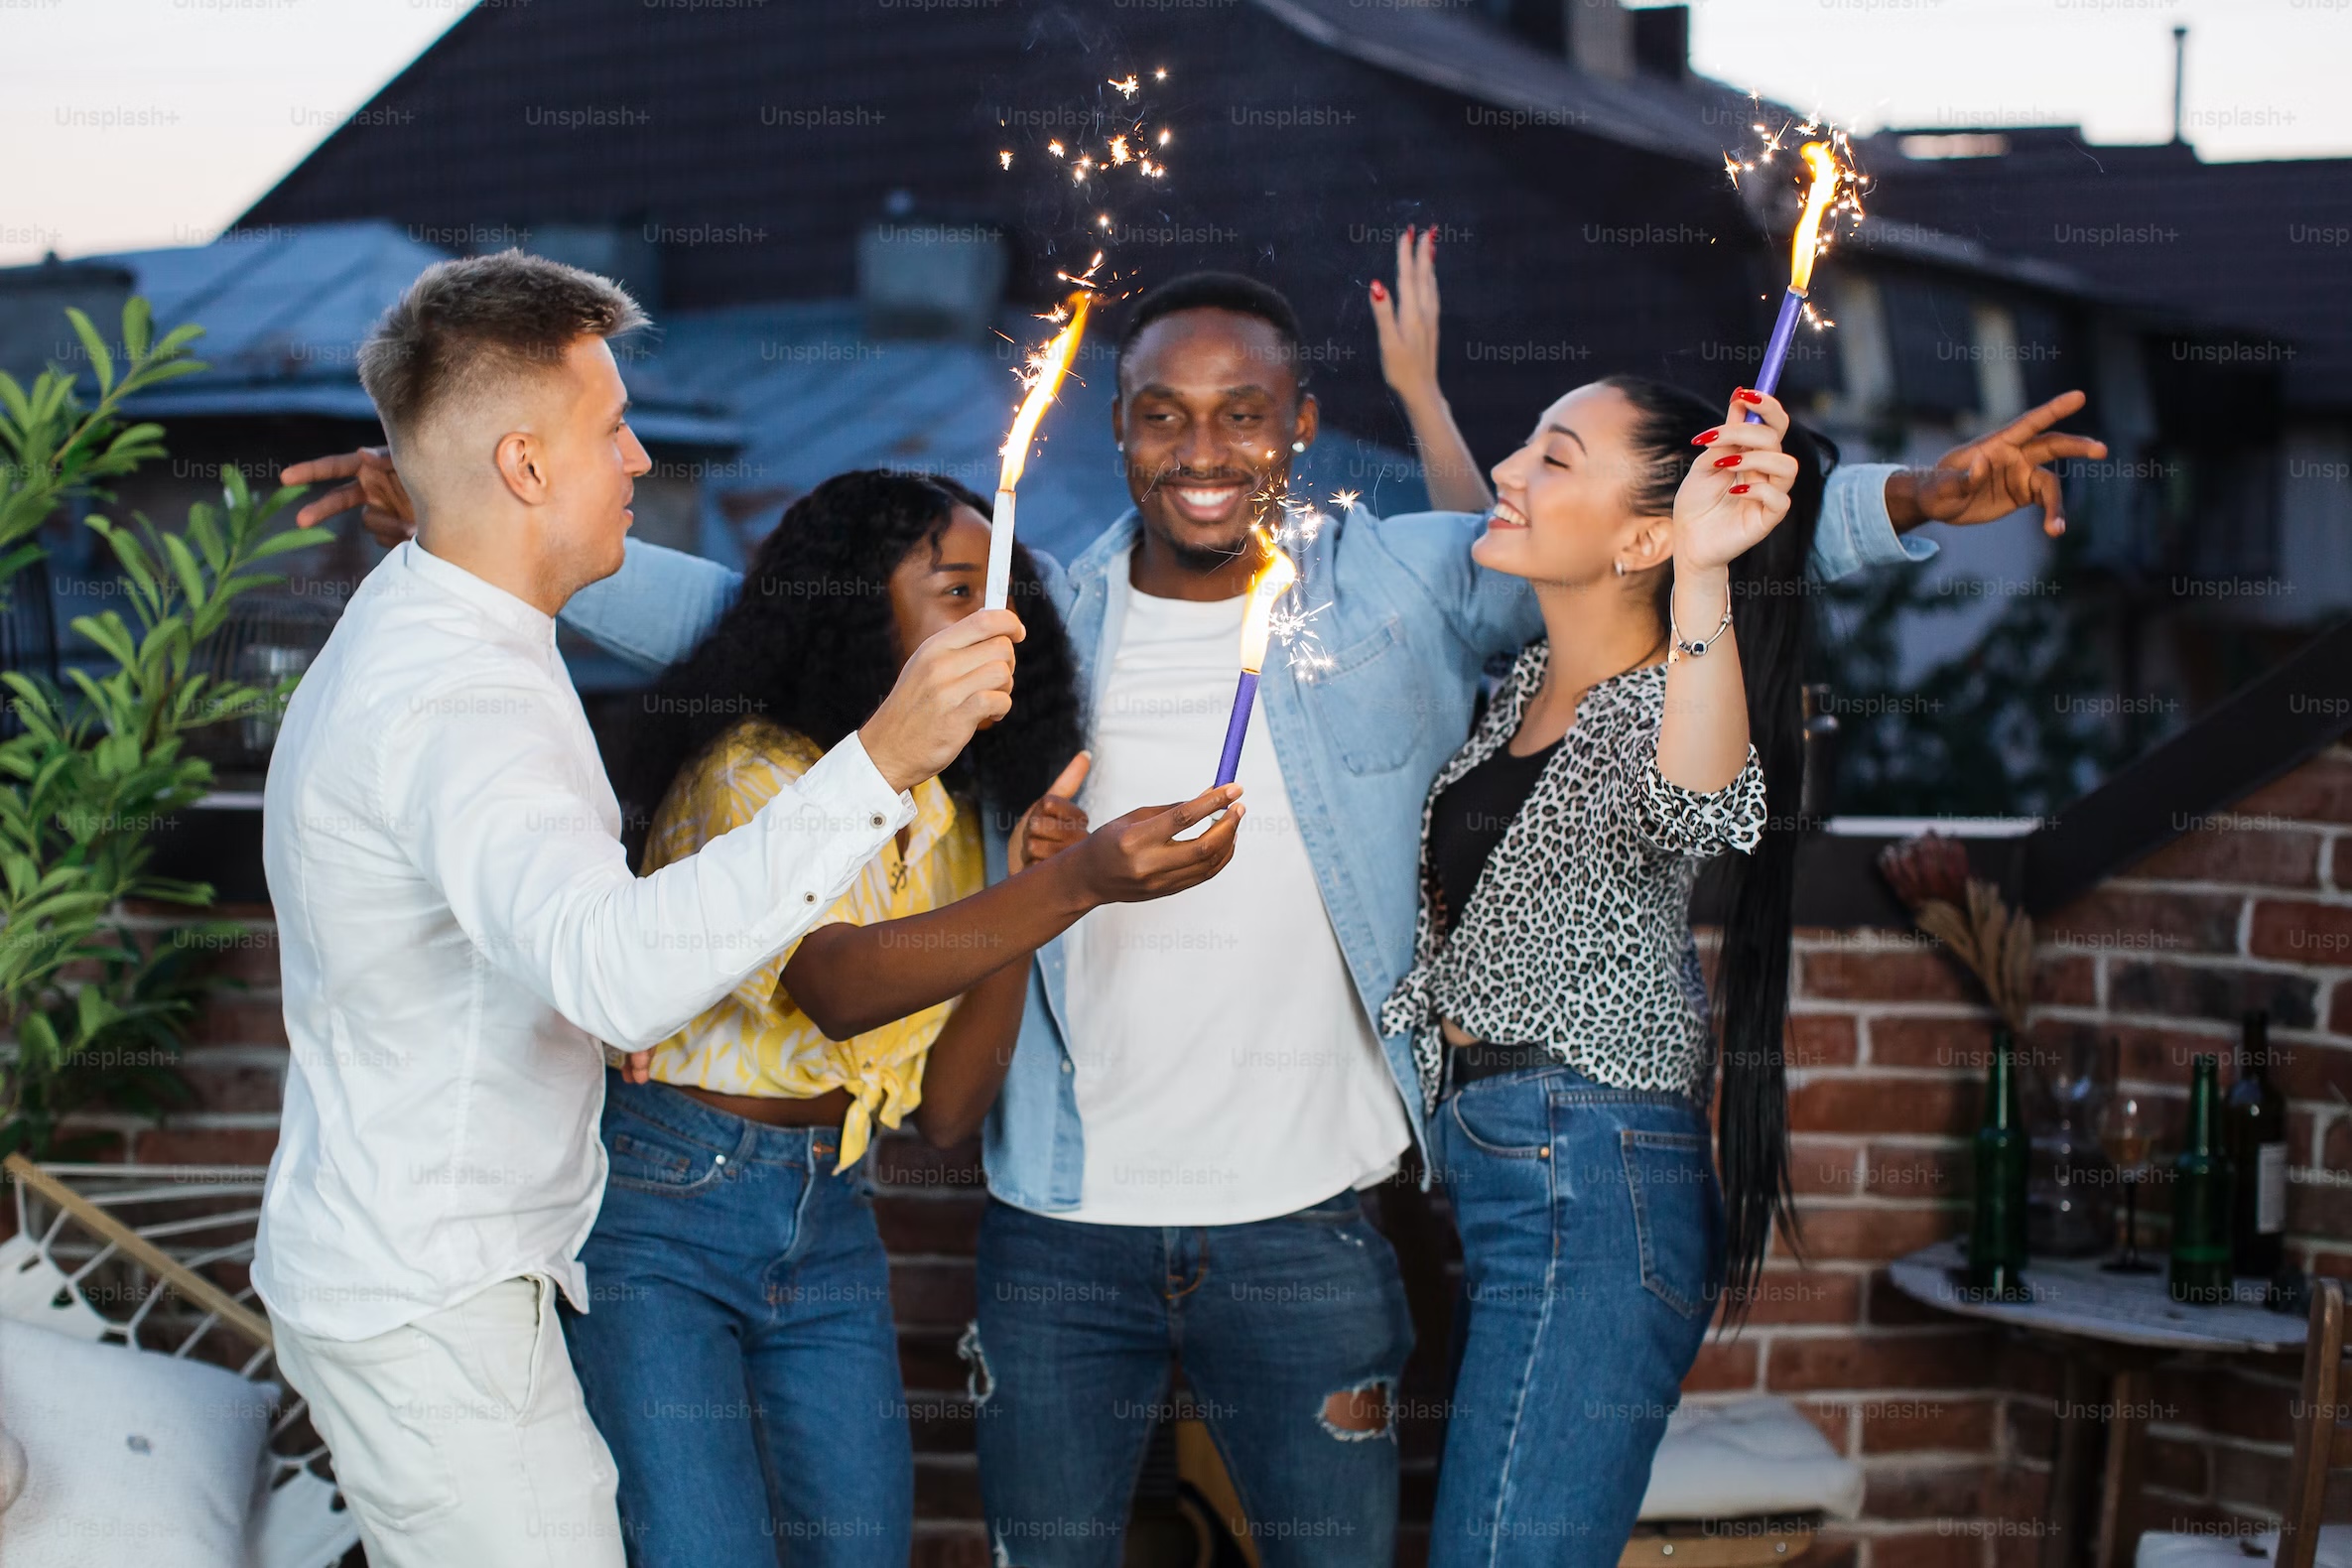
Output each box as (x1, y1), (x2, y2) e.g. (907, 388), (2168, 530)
(559, 470), (1241, 1568)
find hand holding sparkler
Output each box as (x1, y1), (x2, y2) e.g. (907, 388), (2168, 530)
(858, 609), (1024, 795)
(1053, 783), (1245, 905)
(1678, 389), (1799, 573)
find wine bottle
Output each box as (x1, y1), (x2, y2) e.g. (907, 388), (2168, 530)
(2224, 1011), (2287, 1279)
(2169, 1055), (2234, 1305)
(1966, 1027), (2031, 1300)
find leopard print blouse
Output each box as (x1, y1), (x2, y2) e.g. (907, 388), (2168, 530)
(1378, 640), (1766, 1113)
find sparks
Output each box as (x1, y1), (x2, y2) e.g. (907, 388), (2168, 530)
(999, 293), (1094, 493)
(1047, 139), (1065, 158)
(1786, 140), (1842, 292)
(1109, 134), (1130, 165)
(999, 150), (1013, 171)
(1111, 73), (1140, 98)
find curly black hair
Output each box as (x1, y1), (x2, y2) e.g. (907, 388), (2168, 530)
(609, 469), (1087, 863)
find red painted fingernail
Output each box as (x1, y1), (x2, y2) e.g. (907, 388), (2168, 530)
(1691, 430), (1719, 446)
(1734, 388), (1764, 405)
(1712, 454), (1743, 468)
(1370, 280), (1386, 302)
(1728, 483), (1751, 494)
(1403, 224), (1415, 242)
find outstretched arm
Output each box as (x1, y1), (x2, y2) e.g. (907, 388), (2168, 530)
(1371, 225), (1493, 515)
(281, 446), (745, 671)
(784, 774), (1243, 1042)
(1887, 389), (2109, 538)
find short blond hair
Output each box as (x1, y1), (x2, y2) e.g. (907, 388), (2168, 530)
(357, 250), (648, 444)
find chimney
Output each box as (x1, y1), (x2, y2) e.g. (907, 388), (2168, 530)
(856, 191), (1008, 341)
(2169, 25), (2188, 144)
(1565, 0), (1633, 81)
(1632, 5), (1689, 81)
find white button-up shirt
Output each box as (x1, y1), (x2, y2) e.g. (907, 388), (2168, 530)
(255, 541), (910, 1341)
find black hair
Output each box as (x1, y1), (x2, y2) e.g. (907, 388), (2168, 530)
(1600, 372), (1829, 1317)
(1113, 270), (1306, 392)
(609, 469), (1086, 858)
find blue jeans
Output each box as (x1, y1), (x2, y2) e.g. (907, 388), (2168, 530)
(1427, 1063), (1724, 1568)
(562, 1073), (912, 1568)
(970, 1192), (1415, 1567)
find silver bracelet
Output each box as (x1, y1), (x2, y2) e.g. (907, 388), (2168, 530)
(1668, 595), (1735, 662)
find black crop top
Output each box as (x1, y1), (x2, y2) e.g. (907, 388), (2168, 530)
(1426, 736), (1561, 938)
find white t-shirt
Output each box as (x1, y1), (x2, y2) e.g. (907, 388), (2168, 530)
(1053, 576), (1410, 1226)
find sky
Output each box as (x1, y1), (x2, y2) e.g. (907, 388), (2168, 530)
(2, 0), (2347, 267)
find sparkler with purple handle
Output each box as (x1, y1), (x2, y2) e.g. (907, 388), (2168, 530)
(1213, 670), (1259, 788)
(1745, 141), (1842, 423)
(1212, 530), (1298, 787)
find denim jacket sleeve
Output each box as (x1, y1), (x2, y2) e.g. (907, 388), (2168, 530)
(1358, 508), (1542, 660)
(1811, 463), (1938, 582)
(558, 540), (745, 673)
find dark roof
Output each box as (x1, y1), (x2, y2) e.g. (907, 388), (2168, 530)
(229, 0), (1786, 458)
(1252, 0), (1750, 166)
(1866, 133), (2352, 411)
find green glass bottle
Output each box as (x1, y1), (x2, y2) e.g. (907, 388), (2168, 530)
(2169, 1055), (2235, 1305)
(1966, 1027), (2031, 1300)
(2224, 1011), (2287, 1280)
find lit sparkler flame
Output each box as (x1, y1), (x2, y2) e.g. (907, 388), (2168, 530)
(1786, 140), (1841, 293)
(999, 292), (1093, 494)
(1237, 526), (1300, 674)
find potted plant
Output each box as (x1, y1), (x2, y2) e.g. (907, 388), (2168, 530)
(0, 299), (331, 1157)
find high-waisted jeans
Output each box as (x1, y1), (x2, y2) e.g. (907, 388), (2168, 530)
(561, 1072), (912, 1568)
(1427, 1060), (1724, 1568)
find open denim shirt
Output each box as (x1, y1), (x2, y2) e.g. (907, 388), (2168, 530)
(560, 465), (1931, 1209)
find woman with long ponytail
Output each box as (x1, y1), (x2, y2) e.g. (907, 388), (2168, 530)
(1374, 372), (1820, 1568)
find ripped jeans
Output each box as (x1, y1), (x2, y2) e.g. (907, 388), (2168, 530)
(1427, 1062), (1724, 1568)
(969, 1191), (1414, 1567)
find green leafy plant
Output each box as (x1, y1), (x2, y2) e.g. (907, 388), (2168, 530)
(0, 300), (332, 1157)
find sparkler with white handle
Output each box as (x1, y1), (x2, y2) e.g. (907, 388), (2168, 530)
(1212, 529), (1299, 787)
(985, 293), (1093, 609)
(1748, 140), (1843, 423)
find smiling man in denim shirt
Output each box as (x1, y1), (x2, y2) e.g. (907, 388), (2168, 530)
(292, 267), (2099, 1565)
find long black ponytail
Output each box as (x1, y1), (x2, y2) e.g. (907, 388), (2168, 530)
(1600, 374), (1829, 1315)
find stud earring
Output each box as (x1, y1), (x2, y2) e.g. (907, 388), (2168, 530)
(1115, 442), (1124, 453)
(1614, 560), (1626, 577)
(1291, 440), (1307, 454)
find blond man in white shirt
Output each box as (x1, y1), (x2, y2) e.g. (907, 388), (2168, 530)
(255, 251), (1020, 1568)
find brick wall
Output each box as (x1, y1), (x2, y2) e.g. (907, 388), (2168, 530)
(1747, 740), (2352, 1568)
(53, 741), (2352, 1567)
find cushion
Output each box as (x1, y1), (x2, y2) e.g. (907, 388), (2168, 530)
(1636, 1396), (1865, 1522)
(2138, 1526), (2352, 1568)
(0, 1316), (272, 1568)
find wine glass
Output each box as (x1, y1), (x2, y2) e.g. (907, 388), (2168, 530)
(2099, 1084), (2159, 1274)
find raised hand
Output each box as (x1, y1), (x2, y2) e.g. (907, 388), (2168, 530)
(1890, 389), (2109, 538)
(1368, 224), (1492, 513)
(858, 610), (1022, 794)
(1674, 389), (1798, 574)
(1009, 751), (1092, 875)
(1371, 225), (1443, 407)
(282, 448), (416, 545)
(1066, 784), (1244, 904)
